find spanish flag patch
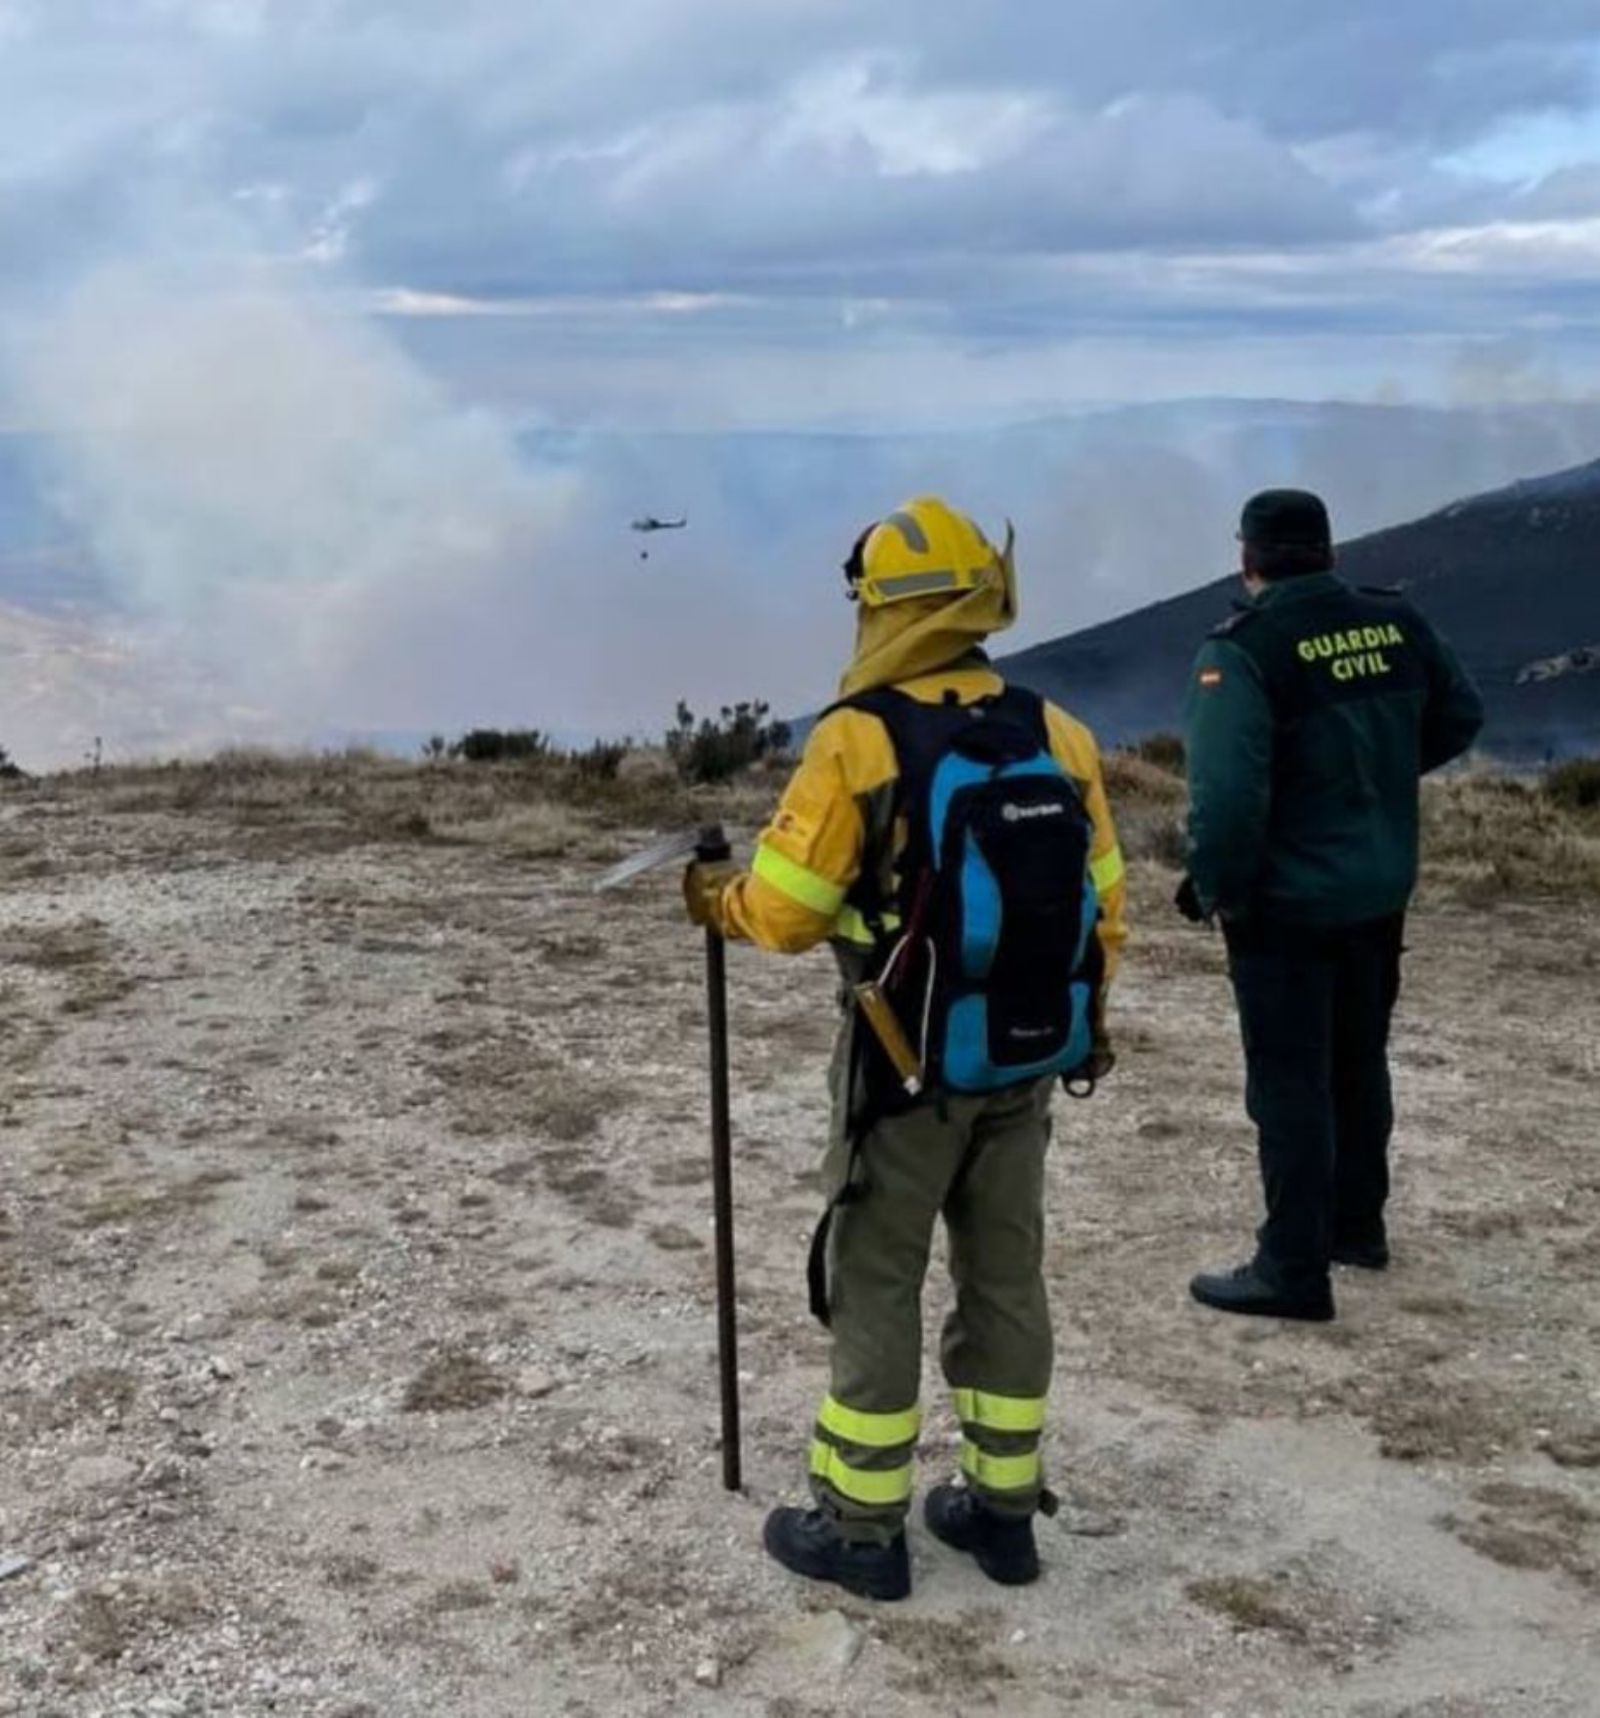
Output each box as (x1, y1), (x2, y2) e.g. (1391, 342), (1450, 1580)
(1198, 668), (1224, 688)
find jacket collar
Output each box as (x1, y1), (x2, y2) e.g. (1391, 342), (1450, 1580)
(1237, 571), (1345, 614)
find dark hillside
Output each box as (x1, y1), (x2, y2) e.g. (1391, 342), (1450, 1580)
(1004, 459), (1600, 758)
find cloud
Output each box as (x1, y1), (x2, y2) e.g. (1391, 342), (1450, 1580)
(1515, 161), (1600, 218)
(7, 249), (603, 743)
(384, 79), (1358, 301)
(4, 2), (1597, 326)
(3, 2), (1600, 760)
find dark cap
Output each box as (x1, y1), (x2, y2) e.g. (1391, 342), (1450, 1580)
(1239, 489), (1332, 551)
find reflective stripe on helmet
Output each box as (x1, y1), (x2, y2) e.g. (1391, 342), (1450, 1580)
(751, 844), (846, 917)
(856, 495), (1000, 609)
(880, 510), (930, 553)
(864, 567), (968, 603)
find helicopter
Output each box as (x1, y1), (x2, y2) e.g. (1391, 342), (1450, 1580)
(631, 515), (688, 559)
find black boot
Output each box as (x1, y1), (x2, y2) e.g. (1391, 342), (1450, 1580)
(762, 1507), (910, 1602)
(1189, 1262), (1334, 1322)
(1331, 1233), (1390, 1270)
(924, 1485), (1040, 1586)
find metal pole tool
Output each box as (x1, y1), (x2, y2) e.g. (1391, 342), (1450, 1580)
(594, 823), (742, 1491)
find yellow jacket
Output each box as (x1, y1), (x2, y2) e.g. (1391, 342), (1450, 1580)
(708, 663), (1128, 991)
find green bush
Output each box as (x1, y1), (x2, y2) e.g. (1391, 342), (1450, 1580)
(450, 729), (551, 765)
(1545, 756), (1600, 813)
(666, 700), (792, 785)
(1132, 731), (1187, 775)
(569, 741), (628, 783)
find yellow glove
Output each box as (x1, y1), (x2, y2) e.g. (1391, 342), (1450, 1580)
(683, 859), (737, 929)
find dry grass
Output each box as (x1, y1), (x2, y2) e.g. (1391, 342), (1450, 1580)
(1422, 768), (1600, 899)
(1100, 745), (1600, 898)
(425, 1031), (613, 1142)
(875, 1611), (1016, 1697)
(1186, 1575), (1309, 1641)
(425, 1579), (497, 1615)
(1545, 1427), (1600, 1469)
(46, 744), (773, 852)
(402, 1347), (510, 1413)
(1444, 1483), (1599, 1587)
(28, 742), (1598, 902)
(55, 1576), (213, 1666)
(0, 922), (112, 971)
(1371, 1388), (1515, 1463)
(1100, 749), (1187, 805)
(0, 920), (139, 1016)
(427, 801), (596, 860)
(16, 1366), (139, 1436)
(1473, 1481), (1596, 1533)
(324, 1553), (383, 1592)
(72, 1167), (240, 1231)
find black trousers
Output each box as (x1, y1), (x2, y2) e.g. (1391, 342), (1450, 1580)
(1223, 912), (1405, 1291)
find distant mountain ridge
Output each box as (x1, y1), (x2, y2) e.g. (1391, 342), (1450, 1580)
(1002, 458), (1600, 759)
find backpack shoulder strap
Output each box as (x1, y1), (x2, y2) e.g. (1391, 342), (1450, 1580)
(990, 682), (1050, 748)
(816, 686), (913, 725)
(826, 687), (969, 939)
(827, 685), (964, 810)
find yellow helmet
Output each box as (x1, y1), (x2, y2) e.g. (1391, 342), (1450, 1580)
(844, 496), (1005, 609)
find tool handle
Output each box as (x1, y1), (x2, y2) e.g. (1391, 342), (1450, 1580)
(705, 922), (742, 1492)
(697, 823), (731, 866)
(852, 982), (924, 1096)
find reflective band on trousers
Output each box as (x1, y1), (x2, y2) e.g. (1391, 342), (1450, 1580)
(752, 844), (846, 917)
(1091, 845), (1126, 894)
(817, 1395), (921, 1449)
(961, 1440), (1040, 1493)
(810, 1440), (914, 1507)
(953, 1389), (1046, 1435)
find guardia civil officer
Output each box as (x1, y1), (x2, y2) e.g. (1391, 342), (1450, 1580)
(1178, 489), (1483, 1321)
(684, 497), (1127, 1599)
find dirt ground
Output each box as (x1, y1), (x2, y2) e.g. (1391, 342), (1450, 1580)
(1, 766), (1597, 1717)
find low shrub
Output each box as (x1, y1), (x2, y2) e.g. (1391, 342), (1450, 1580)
(1423, 770), (1600, 899)
(1545, 756), (1600, 814)
(569, 741), (628, 783)
(665, 700), (792, 785)
(1131, 731), (1187, 776)
(450, 729), (551, 765)
(1101, 749), (1187, 806)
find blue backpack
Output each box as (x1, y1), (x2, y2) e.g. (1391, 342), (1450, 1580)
(839, 684), (1104, 1096)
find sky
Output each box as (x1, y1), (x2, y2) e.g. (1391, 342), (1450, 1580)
(2, 1), (1599, 759)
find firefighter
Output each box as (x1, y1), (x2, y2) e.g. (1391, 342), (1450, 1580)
(684, 497), (1127, 1601)
(1179, 489), (1484, 1321)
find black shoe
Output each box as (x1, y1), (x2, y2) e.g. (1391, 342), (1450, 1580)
(1189, 1262), (1334, 1322)
(1331, 1238), (1390, 1271)
(762, 1507), (910, 1602)
(924, 1484), (1040, 1586)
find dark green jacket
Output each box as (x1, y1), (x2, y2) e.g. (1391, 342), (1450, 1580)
(1184, 572), (1484, 926)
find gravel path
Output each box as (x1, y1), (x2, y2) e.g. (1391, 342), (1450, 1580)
(1, 782), (1597, 1716)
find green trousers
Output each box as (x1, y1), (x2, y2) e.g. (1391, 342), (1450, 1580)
(808, 1022), (1055, 1544)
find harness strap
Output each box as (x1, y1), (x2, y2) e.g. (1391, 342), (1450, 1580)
(806, 1012), (875, 1327)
